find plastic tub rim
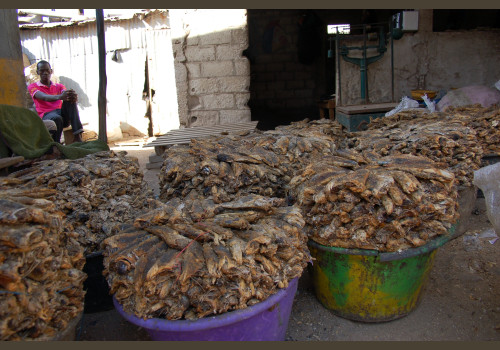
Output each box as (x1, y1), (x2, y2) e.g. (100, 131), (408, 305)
(308, 222), (457, 262)
(113, 277), (298, 332)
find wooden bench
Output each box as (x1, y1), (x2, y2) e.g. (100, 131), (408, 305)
(0, 156), (24, 176)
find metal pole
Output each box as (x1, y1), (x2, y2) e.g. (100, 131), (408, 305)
(96, 9), (107, 144)
(336, 32), (342, 106)
(362, 24), (368, 103)
(390, 21), (395, 102)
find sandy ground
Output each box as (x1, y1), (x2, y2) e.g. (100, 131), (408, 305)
(76, 145), (500, 341)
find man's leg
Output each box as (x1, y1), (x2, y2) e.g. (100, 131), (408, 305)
(61, 101), (84, 142)
(42, 110), (64, 143)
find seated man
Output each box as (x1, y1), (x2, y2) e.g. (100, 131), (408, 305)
(28, 60), (83, 143)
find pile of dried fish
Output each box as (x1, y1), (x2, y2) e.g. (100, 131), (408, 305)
(366, 104), (499, 157)
(3, 151), (153, 254)
(159, 119), (344, 203)
(102, 194), (309, 320)
(443, 105), (500, 156)
(343, 118), (482, 186)
(290, 154), (458, 251)
(0, 187), (85, 341)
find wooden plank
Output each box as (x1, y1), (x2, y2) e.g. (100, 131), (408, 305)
(336, 103), (398, 115)
(0, 156), (24, 170)
(144, 122), (258, 148)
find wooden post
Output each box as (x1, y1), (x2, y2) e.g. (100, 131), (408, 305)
(96, 9), (107, 144)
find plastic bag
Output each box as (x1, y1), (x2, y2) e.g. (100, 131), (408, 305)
(422, 93), (436, 113)
(473, 163), (500, 235)
(437, 85), (500, 112)
(385, 96), (420, 117)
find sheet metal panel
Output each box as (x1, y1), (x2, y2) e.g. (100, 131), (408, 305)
(19, 11), (178, 138)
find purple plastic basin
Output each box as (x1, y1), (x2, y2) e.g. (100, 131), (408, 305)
(114, 277), (298, 341)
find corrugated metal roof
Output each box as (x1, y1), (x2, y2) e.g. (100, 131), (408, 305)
(20, 11), (169, 57)
(19, 9), (168, 30)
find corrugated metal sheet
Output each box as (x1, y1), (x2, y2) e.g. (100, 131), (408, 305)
(19, 10), (179, 139)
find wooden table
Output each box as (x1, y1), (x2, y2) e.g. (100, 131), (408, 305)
(317, 99), (336, 120)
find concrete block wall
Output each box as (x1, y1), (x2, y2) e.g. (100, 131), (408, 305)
(247, 10), (322, 120)
(169, 9), (251, 128)
(339, 9), (500, 106)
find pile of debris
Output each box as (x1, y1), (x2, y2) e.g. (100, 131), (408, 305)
(0, 187), (85, 341)
(290, 154), (458, 251)
(102, 194), (309, 320)
(4, 151), (154, 254)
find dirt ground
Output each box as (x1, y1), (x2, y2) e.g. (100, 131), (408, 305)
(75, 145), (500, 341)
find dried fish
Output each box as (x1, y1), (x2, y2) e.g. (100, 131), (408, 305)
(103, 195), (310, 321)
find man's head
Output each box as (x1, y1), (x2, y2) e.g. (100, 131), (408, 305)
(36, 60), (52, 85)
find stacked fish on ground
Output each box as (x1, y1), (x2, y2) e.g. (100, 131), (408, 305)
(0, 187), (85, 341)
(159, 119), (344, 204)
(342, 117), (483, 187)
(443, 105), (500, 157)
(290, 153), (458, 252)
(156, 122), (336, 225)
(102, 194), (310, 320)
(4, 151), (154, 255)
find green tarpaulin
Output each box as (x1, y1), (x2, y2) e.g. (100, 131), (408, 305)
(0, 104), (109, 160)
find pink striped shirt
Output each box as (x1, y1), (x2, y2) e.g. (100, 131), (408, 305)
(28, 81), (66, 118)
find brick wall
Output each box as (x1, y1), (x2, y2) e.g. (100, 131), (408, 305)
(169, 9), (251, 128)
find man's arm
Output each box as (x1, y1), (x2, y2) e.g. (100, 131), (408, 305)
(33, 89), (77, 103)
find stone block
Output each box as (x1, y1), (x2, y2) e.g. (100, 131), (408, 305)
(295, 71), (311, 80)
(305, 79), (316, 89)
(252, 81), (267, 92)
(268, 80), (285, 91)
(174, 63), (188, 82)
(220, 109), (251, 124)
(256, 72), (275, 82)
(217, 76), (250, 93)
(235, 93), (250, 108)
(201, 61), (234, 77)
(185, 46), (215, 62)
(251, 63), (266, 73)
(172, 44), (186, 63)
(231, 27), (249, 47)
(278, 71), (294, 80)
(199, 31), (232, 46)
(287, 99), (307, 108)
(186, 35), (200, 46)
(286, 80), (304, 89)
(189, 78), (220, 94)
(285, 62), (302, 71)
(272, 53), (290, 63)
(235, 58), (250, 76)
(257, 55), (273, 64)
(266, 62), (284, 72)
(216, 45), (243, 61)
(188, 110), (220, 126)
(295, 89), (314, 98)
(187, 95), (202, 109)
(201, 94), (235, 109)
(275, 89), (295, 99)
(186, 63), (201, 78)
